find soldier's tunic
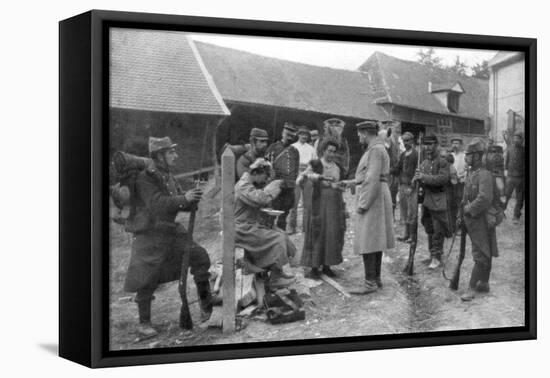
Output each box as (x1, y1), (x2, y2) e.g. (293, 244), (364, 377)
(353, 137), (395, 255)
(418, 150), (451, 260)
(504, 144), (525, 219)
(265, 141), (300, 230)
(395, 148), (418, 225)
(464, 167), (499, 285)
(124, 163), (210, 301)
(234, 173), (297, 269)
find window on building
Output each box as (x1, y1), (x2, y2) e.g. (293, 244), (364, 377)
(448, 92), (460, 113)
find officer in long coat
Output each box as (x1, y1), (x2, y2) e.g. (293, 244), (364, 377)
(413, 135), (451, 269)
(347, 120), (395, 294)
(123, 137), (212, 338)
(460, 138), (499, 301)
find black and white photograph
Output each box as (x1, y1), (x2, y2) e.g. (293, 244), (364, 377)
(107, 27), (528, 351)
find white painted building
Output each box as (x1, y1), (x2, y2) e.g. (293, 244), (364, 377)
(488, 51), (525, 144)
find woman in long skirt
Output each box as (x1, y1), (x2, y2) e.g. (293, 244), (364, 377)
(299, 140), (347, 279)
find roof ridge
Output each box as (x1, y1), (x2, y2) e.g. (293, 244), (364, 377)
(194, 39), (366, 75)
(374, 50), (489, 84)
(374, 51), (392, 103)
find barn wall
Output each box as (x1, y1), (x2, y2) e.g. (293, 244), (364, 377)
(110, 108), (220, 175)
(215, 102), (365, 174)
(386, 104), (485, 148)
(489, 59), (525, 144)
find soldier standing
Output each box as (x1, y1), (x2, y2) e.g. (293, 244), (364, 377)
(450, 137), (467, 226)
(413, 135), (451, 269)
(288, 126), (316, 234)
(313, 118), (351, 178)
(460, 139), (499, 301)
(395, 132), (418, 242)
(504, 130), (525, 223)
(123, 137), (212, 339)
(265, 122), (300, 231)
(347, 120), (395, 294)
(236, 127), (270, 179)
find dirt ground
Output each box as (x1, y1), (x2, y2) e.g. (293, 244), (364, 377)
(109, 186), (525, 351)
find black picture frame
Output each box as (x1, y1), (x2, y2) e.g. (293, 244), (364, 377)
(59, 9), (537, 368)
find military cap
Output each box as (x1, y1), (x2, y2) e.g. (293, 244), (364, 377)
(324, 118), (346, 128)
(450, 137), (463, 144)
(356, 119), (378, 132)
(297, 126), (310, 135)
(465, 138), (485, 154)
(423, 134), (438, 144)
(402, 132), (414, 141)
(250, 127), (269, 140)
(310, 129), (319, 137)
(149, 136), (177, 154)
(283, 122), (298, 133)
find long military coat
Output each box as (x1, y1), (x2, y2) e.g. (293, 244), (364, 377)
(234, 173), (297, 269)
(464, 167), (499, 258)
(124, 163), (197, 292)
(353, 138), (395, 255)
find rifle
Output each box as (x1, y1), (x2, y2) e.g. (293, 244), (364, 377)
(403, 132), (423, 276)
(178, 125), (210, 330)
(448, 168), (469, 290)
(449, 225), (467, 290)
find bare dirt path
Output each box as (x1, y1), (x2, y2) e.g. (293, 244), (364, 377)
(109, 193), (525, 351)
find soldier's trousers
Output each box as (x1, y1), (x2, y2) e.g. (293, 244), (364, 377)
(362, 252), (382, 281)
(272, 187), (295, 231)
(469, 253), (492, 289)
(421, 207), (450, 260)
(134, 239), (211, 304)
(505, 176), (524, 219)
(288, 167), (306, 231)
(398, 184), (418, 225)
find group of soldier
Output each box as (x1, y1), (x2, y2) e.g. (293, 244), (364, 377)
(116, 117), (525, 338)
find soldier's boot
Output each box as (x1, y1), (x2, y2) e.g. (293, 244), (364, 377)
(406, 224), (417, 244)
(350, 254), (379, 295)
(397, 224), (410, 243)
(136, 300), (158, 339)
(422, 234), (434, 264)
(476, 281), (491, 293)
(196, 281), (213, 323)
(476, 263), (492, 293)
(428, 257), (441, 269)
(375, 252), (383, 288)
(349, 280), (378, 295)
(268, 269), (296, 289)
(461, 263), (483, 302)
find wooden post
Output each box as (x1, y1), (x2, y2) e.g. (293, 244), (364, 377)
(221, 148), (236, 333)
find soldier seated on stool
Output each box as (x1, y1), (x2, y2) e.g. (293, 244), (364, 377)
(123, 137), (212, 339)
(460, 138), (500, 301)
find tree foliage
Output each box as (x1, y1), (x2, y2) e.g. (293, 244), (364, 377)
(416, 49), (491, 79)
(471, 60), (490, 79)
(448, 55), (468, 76)
(416, 48), (443, 69)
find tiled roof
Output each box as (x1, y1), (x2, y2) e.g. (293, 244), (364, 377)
(359, 52), (488, 120)
(195, 41), (387, 120)
(110, 28), (229, 116)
